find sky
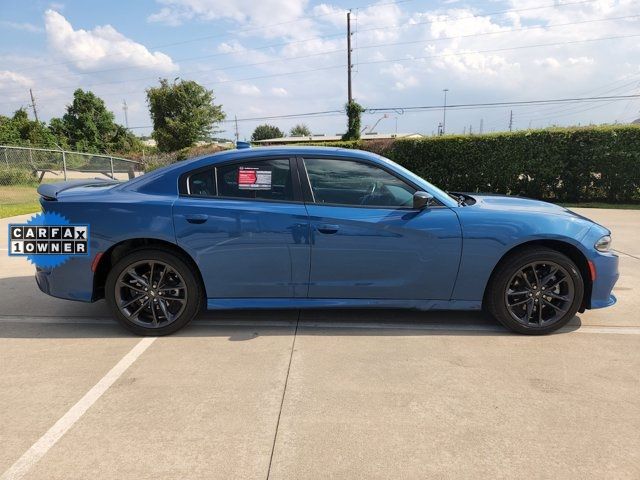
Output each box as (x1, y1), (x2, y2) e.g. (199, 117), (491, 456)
(1, 0), (639, 140)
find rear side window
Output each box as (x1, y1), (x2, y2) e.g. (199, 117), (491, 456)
(216, 159), (293, 201)
(303, 158), (416, 207)
(187, 170), (215, 196)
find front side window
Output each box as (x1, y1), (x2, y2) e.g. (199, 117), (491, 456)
(216, 158), (293, 201)
(303, 158), (416, 207)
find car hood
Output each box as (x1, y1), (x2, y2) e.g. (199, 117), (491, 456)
(466, 194), (594, 222)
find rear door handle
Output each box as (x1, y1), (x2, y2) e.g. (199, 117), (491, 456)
(185, 214), (208, 224)
(316, 224), (339, 234)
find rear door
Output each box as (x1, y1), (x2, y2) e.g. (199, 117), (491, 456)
(173, 156), (310, 299)
(300, 156), (462, 300)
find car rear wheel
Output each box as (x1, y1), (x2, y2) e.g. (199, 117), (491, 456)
(105, 249), (203, 335)
(485, 247), (584, 335)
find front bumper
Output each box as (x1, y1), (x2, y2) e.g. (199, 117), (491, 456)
(589, 252), (619, 309)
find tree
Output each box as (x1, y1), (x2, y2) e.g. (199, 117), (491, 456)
(50, 89), (125, 153)
(0, 108), (57, 147)
(341, 100), (365, 140)
(251, 124), (284, 141)
(290, 123), (311, 136)
(146, 78), (225, 152)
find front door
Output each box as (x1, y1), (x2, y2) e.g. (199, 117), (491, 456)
(173, 157), (310, 299)
(301, 157), (462, 300)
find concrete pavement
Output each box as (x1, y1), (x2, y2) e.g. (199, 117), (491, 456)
(0, 208), (638, 479)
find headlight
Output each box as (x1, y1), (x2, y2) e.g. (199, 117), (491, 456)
(595, 235), (612, 252)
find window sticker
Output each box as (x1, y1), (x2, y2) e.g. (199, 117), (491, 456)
(238, 166), (272, 190)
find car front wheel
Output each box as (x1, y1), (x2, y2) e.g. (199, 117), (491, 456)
(105, 249), (203, 335)
(485, 247), (584, 335)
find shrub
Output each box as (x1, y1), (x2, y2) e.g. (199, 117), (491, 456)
(0, 167), (38, 186)
(306, 125), (640, 203)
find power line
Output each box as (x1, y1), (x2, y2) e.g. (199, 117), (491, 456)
(354, 0), (602, 36)
(125, 94), (640, 130)
(1, 48), (346, 95)
(355, 14), (640, 53)
(517, 82), (639, 121)
(10, 0), (415, 74)
(356, 33), (640, 69)
(367, 94), (640, 113)
(8, 0), (606, 85)
(5, 28), (639, 103)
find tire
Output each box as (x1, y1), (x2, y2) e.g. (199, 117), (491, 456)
(105, 248), (203, 336)
(485, 247), (584, 335)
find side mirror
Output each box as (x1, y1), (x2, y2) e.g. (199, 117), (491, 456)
(413, 191), (434, 210)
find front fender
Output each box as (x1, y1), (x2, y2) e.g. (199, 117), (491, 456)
(451, 208), (593, 301)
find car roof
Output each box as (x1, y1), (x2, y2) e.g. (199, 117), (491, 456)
(182, 146), (363, 166)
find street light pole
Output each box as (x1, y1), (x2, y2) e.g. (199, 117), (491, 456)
(442, 88), (449, 135)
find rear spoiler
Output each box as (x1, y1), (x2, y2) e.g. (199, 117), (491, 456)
(37, 178), (120, 200)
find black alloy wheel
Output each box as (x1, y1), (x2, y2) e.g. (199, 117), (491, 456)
(485, 247), (584, 335)
(106, 249), (202, 335)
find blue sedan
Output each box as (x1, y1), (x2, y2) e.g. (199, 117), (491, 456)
(35, 146), (618, 335)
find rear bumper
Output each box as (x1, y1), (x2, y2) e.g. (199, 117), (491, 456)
(35, 258), (94, 302)
(589, 253), (619, 309)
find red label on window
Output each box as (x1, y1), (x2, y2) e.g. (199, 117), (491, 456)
(238, 169), (257, 185)
(237, 167), (272, 190)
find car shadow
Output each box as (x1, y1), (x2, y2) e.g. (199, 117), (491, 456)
(0, 275), (582, 339)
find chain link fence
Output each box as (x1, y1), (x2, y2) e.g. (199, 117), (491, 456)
(0, 145), (143, 185)
(0, 145), (145, 217)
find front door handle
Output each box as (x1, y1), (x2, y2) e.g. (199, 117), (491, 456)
(316, 224), (339, 234)
(185, 214), (208, 224)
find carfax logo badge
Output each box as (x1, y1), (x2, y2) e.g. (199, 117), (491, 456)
(7, 212), (89, 268)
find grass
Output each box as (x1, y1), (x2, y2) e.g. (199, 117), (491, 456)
(559, 202), (640, 210)
(0, 184), (41, 218)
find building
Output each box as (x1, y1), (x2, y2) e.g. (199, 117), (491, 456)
(253, 132), (424, 146)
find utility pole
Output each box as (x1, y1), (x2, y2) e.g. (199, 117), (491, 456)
(442, 88), (449, 134)
(122, 99), (129, 129)
(508, 110), (513, 132)
(234, 115), (239, 143)
(347, 11), (353, 104)
(29, 89), (39, 122)
(479, 118), (484, 134)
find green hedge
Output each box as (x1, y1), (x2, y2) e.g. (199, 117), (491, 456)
(307, 125), (640, 203)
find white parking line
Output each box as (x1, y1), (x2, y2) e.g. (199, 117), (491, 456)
(301, 321), (640, 335)
(0, 337), (156, 480)
(0, 315), (638, 335)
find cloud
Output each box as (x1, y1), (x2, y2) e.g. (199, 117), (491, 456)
(148, 0), (315, 39)
(0, 70), (33, 90)
(232, 83), (262, 96)
(0, 21), (43, 33)
(44, 10), (177, 72)
(271, 87), (288, 97)
(381, 63), (419, 91)
(535, 57), (562, 69)
(568, 56), (595, 66)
